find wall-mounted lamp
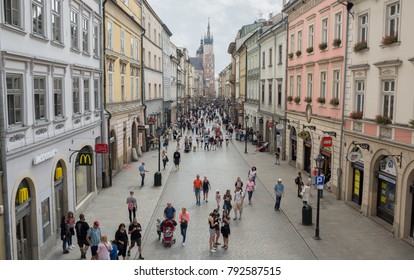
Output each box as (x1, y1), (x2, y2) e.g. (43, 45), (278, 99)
(351, 141), (370, 151)
(303, 125), (316, 131)
(322, 131), (337, 137)
(337, 0), (354, 18)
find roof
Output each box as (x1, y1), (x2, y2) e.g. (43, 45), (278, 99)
(189, 57), (203, 71)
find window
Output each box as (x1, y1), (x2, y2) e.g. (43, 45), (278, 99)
(82, 17), (89, 53)
(290, 34), (295, 52)
(130, 76), (134, 100)
(94, 78), (100, 110)
(148, 83), (151, 99)
(153, 29), (156, 44)
(121, 29), (125, 54)
(4, 0), (22, 28)
(154, 83), (157, 98)
(278, 45), (282, 64)
(154, 54), (156, 69)
(386, 2), (400, 36)
(296, 75), (302, 98)
(269, 48), (273, 66)
(72, 77), (80, 114)
(148, 51), (151, 67)
(51, 0), (62, 42)
(308, 25), (314, 49)
(355, 81), (365, 113)
(6, 74), (23, 125)
(262, 52), (265, 68)
(32, 0), (44, 36)
(289, 75), (294, 97)
(358, 14), (368, 42)
(108, 72), (113, 102)
(135, 77), (139, 100)
(135, 38), (139, 60)
(297, 31), (302, 52)
(53, 78), (63, 117)
(93, 24), (99, 57)
(121, 75), (125, 101)
(70, 9), (78, 49)
(322, 18), (328, 43)
(159, 85), (161, 98)
(84, 79), (90, 112)
(320, 71), (327, 98)
(261, 83), (265, 103)
(335, 13), (342, 40)
(107, 21), (112, 49)
(159, 57), (161, 71)
(277, 83), (282, 107)
(130, 37), (134, 58)
(307, 73), (313, 97)
(381, 80), (394, 120)
(34, 76), (46, 121)
(268, 82), (272, 104)
(333, 70), (341, 99)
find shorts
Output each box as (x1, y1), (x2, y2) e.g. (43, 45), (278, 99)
(77, 239), (88, 248)
(209, 228), (216, 236)
(90, 245), (98, 256)
(234, 202), (243, 211)
(202, 187), (209, 193)
(194, 188), (201, 195)
(130, 238), (142, 247)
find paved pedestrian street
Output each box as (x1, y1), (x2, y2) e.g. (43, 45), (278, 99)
(45, 129), (414, 260)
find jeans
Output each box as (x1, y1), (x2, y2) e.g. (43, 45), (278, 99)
(140, 173), (145, 186)
(67, 230), (73, 246)
(129, 207), (136, 223)
(180, 226), (187, 242)
(62, 236), (69, 251)
(275, 195), (282, 209)
(247, 191), (253, 202)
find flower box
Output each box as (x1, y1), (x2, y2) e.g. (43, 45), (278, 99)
(317, 96), (326, 104)
(287, 95), (293, 102)
(381, 34), (398, 46)
(293, 96), (301, 104)
(332, 38), (342, 47)
(349, 111), (363, 120)
(409, 119), (414, 128)
(306, 47), (313, 54)
(304, 96), (312, 103)
(329, 97), (340, 106)
(288, 52), (294, 59)
(296, 50), (302, 57)
(354, 41), (368, 52)
(319, 42), (327, 51)
(375, 115), (392, 125)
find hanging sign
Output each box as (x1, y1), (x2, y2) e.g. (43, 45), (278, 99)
(95, 143), (108, 154)
(321, 137), (333, 147)
(347, 152), (362, 163)
(298, 130), (310, 139)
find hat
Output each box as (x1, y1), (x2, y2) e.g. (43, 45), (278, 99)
(94, 220), (100, 227)
(278, 178), (282, 182)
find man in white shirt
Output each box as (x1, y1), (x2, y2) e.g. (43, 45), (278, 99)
(233, 186), (245, 220)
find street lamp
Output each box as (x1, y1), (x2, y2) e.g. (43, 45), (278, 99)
(244, 114), (249, 153)
(314, 153), (325, 240)
(154, 127), (163, 186)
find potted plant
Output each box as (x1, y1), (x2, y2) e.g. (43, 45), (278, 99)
(317, 96), (326, 104)
(304, 96), (312, 103)
(306, 47), (314, 54)
(333, 38), (342, 47)
(354, 41), (368, 52)
(287, 95), (293, 102)
(293, 96), (301, 104)
(329, 97), (340, 106)
(409, 119), (414, 128)
(349, 111), (363, 120)
(296, 50), (302, 57)
(375, 115), (392, 125)
(288, 52), (294, 59)
(319, 42), (327, 50)
(381, 34), (398, 46)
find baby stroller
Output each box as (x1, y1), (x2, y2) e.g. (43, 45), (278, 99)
(161, 220), (176, 247)
(184, 142), (190, 153)
(255, 142), (269, 152)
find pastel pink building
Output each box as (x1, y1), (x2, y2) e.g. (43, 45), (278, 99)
(283, 0), (347, 193)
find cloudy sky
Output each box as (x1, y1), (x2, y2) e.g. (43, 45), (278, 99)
(149, 0), (284, 76)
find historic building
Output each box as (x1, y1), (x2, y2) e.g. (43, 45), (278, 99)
(0, 0), (102, 259)
(161, 24), (173, 127)
(342, 0), (414, 240)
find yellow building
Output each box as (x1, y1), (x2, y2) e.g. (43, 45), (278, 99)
(104, 0), (145, 178)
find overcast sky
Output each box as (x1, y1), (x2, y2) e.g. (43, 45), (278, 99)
(149, 0), (284, 77)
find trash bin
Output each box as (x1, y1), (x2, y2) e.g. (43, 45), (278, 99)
(154, 172), (162, 186)
(302, 204), (312, 226)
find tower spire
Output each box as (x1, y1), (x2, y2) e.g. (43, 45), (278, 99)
(207, 17), (211, 39)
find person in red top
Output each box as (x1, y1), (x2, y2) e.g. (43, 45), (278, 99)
(193, 174), (203, 206)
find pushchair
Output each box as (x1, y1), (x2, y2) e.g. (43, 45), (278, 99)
(161, 220), (176, 247)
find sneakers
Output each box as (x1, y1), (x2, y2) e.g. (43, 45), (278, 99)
(81, 252), (86, 259)
(210, 248), (216, 253)
(70, 245), (76, 249)
(68, 246), (74, 250)
(139, 254), (144, 260)
(127, 250), (131, 257)
(63, 250), (69, 254)
(182, 242), (186, 246)
(233, 217), (237, 221)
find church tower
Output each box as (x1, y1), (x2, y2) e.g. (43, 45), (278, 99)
(196, 19), (215, 98)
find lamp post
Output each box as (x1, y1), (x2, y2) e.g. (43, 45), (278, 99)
(314, 153), (325, 240)
(154, 127), (162, 186)
(244, 114), (249, 153)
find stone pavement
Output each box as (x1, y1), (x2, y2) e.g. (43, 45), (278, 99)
(45, 129), (414, 260)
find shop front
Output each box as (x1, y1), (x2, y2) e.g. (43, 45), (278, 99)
(377, 157), (397, 224)
(303, 136), (312, 174)
(352, 163), (364, 205)
(290, 127), (297, 164)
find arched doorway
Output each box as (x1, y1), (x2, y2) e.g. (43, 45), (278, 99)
(75, 146), (94, 205)
(303, 135), (312, 173)
(110, 130), (117, 171)
(54, 161), (66, 237)
(131, 122), (137, 152)
(374, 156), (397, 224)
(349, 148), (364, 206)
(15, 178), (34, 260)
(290, 127), (297, 163)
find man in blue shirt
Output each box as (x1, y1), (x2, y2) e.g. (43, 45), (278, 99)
(274, 178), (285, 211)
(162, 201), (177, 227)
(138, 162), (148, 186)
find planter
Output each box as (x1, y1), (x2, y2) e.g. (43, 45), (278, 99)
(375, 115), (392, 125)
(332, 38), (342, 47)
(381, 34), (398, 46)
(319, 42), (327, 51)
(317, 96), (326, 104)
(296, 50), (302, 57)
(306, 47), (313, 54)
(353, 41), (368, 52)
(329, 97), (340, 107)
(349, 111), (363, 120)
(409, 119), (414, 128)
(304, 96), (312, 103)
(293, 96), (301, 104)
(287, 95), (293, 102)
(288, 52), (294, 59)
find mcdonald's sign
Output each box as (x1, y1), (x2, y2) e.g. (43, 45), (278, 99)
(18, 187), (29, 204)
(78, 152), (93, 166)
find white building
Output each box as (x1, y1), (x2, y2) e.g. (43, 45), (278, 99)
(0, 0), (102, 259)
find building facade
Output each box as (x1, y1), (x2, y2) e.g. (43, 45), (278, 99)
(0, 0), (102, 259)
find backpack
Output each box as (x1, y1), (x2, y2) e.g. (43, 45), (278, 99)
(295, 177), (299, 185)
(128, 201), (134, 211)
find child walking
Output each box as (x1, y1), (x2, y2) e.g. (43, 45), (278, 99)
(215, 190), (221, 210)
(156, 218), (162, 240)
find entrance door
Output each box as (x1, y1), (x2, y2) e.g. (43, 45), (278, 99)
(411, 192), (414, 237)
(16, 208), (31, 260)
(54, 181), (63, 236)
(304, 141), (311, 173)
(352, 168), (363, 205)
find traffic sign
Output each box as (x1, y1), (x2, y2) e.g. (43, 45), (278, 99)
(315, 175), (325, 186)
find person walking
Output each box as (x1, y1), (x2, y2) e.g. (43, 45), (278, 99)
(245, 177), (255, 205)
(67, 211), (76, 250)
(75, 213), (90, 259)
(127, 218), (144, 259)
(215, 190), (221, 210)
(96, 234), (111, 260)
(178, 207), (190, 246)
(233, 186), (245, 220)
(274, 179), (285, 211)
(248, 166), (257, 183)
(60, 215), (70, 254)
(126, 191), (137, 224)
(173, 148), (181, 171)
(202, 176), (211, 202)
(86, 220), (102, 260)
(114, 223), (128, 260)
(208, 212), (218, 253)
(162, 201), (177, 228)
(193, 174), (203, 206)
(220, 211), (231, 249)
(161, 150), (169, 170)
(138, 162), (148, 186)
(301, 183), (311, 205)
(234, 177), (243, 192)
(275, 147), (281, 165)
(223, 189), (232, 217)
(295, 172), (303, 198)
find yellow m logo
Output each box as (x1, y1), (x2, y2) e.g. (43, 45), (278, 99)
(78, 153), (93, 166)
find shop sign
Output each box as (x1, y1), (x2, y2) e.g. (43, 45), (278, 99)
(276, 124), (284, 130)
(297, 130), (310, 139)
(380, 157), (397, 177)
(78, 152), (93, 166)
(95, 144), (108, 154)
(347, 152), (362, 163)
(378, 173), (396, 185)
(321, 137), (333, 147)
(33, 149), (58, 165)
(267, 122), (273, 128)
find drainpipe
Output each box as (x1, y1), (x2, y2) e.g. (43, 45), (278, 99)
(0, 33), (12, 259)
(141, 30), (147, 125)
(283, 16), (288, 162)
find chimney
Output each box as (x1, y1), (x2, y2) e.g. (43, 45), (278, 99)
(269, 12), (273, 19)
